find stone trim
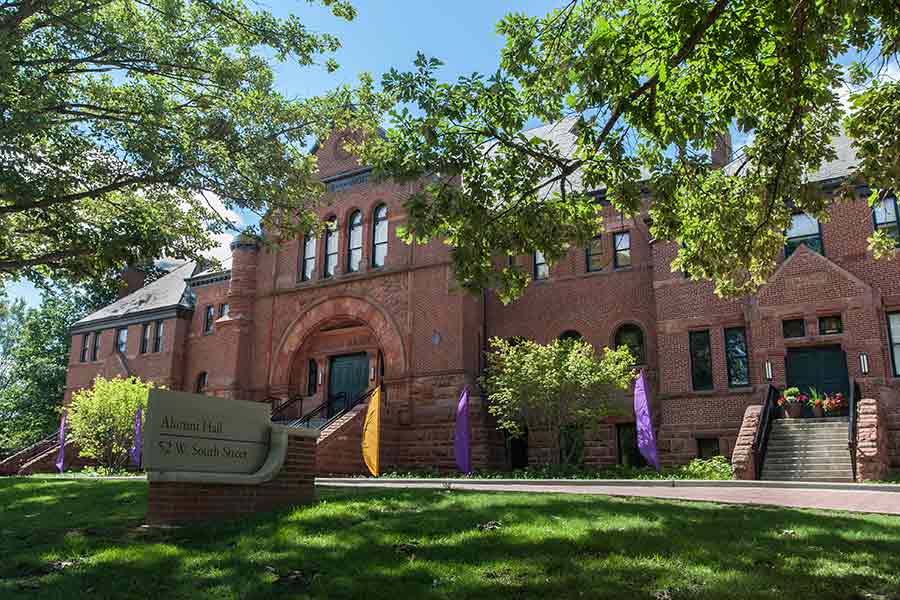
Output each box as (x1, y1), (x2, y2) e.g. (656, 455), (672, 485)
(731, 405), (762, 480)
(856, 397), (890, 481)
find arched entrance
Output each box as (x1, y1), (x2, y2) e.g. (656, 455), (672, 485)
(269, 295), (408, 415)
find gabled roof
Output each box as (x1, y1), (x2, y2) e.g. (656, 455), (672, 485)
(72, 261), (199, 331)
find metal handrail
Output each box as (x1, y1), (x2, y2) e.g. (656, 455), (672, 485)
(752, 384), (780, 480)
(294, 387), (378, 429)
(848, 379), (860, 482)
(270, 394), (305, 421)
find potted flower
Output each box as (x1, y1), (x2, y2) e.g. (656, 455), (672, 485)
(807, 387), (825, 418)
(779, 387), (806, 418)
(824, 392), (847, 416)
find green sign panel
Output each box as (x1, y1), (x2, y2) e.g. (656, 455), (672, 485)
(143, 390), (270, 474)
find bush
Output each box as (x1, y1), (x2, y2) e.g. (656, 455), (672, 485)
(369, 456), (735, 481)
(669, 456), (733, 480)
(68, 376), (154, 470)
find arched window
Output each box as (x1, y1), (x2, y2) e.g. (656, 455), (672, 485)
(300, 233), (316, 281)
(347, 210), (363, 272)
(195, 371), (208, 394)
(614, 324), (645, 364)
(324, 217), (339, 278)
(372, 204), (388, 268)
(559, 330), (582, 342)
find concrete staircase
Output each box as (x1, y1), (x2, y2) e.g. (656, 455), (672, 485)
(761, 417), (853, 482)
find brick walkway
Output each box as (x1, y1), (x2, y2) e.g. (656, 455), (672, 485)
(317, 479), (900, 515)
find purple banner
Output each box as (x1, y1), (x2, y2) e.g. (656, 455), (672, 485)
(454, 385), (471, 474)
(54, 411), (67, 473)
(633, 369), (660, 471)
(130, 406), (142, 467)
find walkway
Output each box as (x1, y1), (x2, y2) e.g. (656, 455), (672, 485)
(317, 478), (900, 516)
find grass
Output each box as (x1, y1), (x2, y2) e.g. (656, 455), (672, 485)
(1, 478), (900, 599)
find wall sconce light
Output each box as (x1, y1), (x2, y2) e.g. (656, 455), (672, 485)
(764, 360), (773, 382)
(370, 366), (376, 381)
(317, 370), (323, 385)
(859, 352), (870, 376)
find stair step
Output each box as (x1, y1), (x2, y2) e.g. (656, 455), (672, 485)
(765, 450), (850, 459)
(761, 475), (854, 482)
(764, 456), (851, 465)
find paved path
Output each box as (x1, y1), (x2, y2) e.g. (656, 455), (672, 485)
(317, 479), (900, 516)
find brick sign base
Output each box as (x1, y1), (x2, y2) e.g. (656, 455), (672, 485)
(146, 431), (316, 524)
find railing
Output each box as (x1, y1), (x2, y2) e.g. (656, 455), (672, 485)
(848, 378), (860, 482)
(752, 384), (781, 480)
(292, 387), (378, 430)
(269, 394), (305, 422)
(0, 430), (59, 475)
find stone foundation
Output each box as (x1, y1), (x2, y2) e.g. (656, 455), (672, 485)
(146, 430), (316, 524)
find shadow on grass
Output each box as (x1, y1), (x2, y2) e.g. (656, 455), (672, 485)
(1, 480), (899, 599)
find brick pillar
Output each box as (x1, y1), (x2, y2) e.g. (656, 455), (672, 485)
(731, 405), (762, 480)
(216, 235), (259, 399)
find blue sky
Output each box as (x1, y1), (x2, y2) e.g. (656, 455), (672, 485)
(6, 1), (556, 307)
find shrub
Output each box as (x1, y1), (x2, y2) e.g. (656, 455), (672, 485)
(68, 376), (154, 470)
(670, 456), (733, 480)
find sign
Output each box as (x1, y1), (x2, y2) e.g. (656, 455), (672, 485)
(143, 389), (270, 474)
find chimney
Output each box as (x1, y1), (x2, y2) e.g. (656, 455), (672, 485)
(119, 265), (145, 299)
(711, 130), (733, 168)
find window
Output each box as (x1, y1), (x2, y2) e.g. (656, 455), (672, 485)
(153, 320), (164, 353)
(533, 251), (549, 280)
(697, 437), (721, 459)
(888, 313), (900, 376)
(613, 231), (631, 268)
(819, 315), (843, 335)
(300, 234), (316, 281)
(347, 210), (363, 272)
(586, 236), (603, 272)
(219, 303), (230, 319)
(79, 334), (89, 363)
(372, 204), (388, 268)
(140, 323), (151, 354)
(689, 330), (713, 391)
(614, 324), (645, 364)
(782, 318), (806, 338)
(91, 331), (101, 361)
(559, 330), (582, 342)
(115, 328), (127, 353)
(616, 423), (647, 468)
(873, 195), (900, 244)
(324, 217), (339, 278)
(785, 213), (822, 257)
(195, 372), (208, 394)
(307, 359), (318, 396)
(203, 305), (215, 333)
(724, 327), (749, 387)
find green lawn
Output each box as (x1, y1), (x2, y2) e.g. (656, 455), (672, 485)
(1, 478), (899, 599)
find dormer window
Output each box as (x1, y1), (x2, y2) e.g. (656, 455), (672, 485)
(785, 213), (822, 257)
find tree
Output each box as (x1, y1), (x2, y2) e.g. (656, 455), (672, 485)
(68, 375), (154, 470)
(481, 337), (634, 468)
(0, 272), (155, 450)
(1, 0), (357, 282)
(347, 0), (900, 301)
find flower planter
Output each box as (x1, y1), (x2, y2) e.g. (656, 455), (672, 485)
(785, 403), (804, 418)
(811, 405), (825, 418)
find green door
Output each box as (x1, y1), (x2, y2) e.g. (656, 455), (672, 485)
(785, 345), (850, 399)
(328, 353), (370, 417)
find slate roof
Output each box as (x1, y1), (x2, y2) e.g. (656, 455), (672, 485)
(73, 261), (198, 329)
(526, 118), (859, 189)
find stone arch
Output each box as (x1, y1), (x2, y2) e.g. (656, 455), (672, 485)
(269, 294), (408, 388)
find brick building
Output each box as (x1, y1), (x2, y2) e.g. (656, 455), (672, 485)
(61, 121), (900, 477)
